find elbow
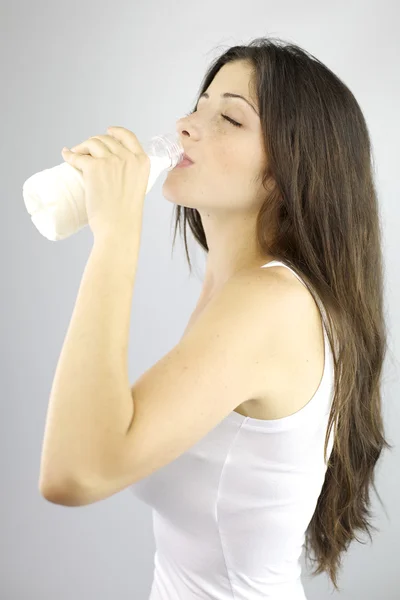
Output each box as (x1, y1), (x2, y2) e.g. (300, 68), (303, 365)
(39, 477), (88, 507)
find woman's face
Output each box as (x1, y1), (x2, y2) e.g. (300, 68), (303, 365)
(162, 60), (268, 215)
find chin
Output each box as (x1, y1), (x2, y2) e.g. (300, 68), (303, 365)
(161, 181), (196, 209)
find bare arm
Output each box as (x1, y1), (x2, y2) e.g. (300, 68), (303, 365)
(39, 233), (141, 497)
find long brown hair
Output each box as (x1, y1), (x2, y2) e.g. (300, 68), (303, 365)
(170, 37), (393, 591)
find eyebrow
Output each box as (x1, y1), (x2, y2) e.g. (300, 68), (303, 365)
(198, 92), (259, 116)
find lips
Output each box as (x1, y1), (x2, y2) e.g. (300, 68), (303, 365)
(182, 152), (194, 164)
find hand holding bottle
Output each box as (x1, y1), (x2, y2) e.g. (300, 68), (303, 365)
(22, 130), (183, 241)
(61, 126), (151, 241)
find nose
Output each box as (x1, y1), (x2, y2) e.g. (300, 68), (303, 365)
(176, 112), (203, 150)
(176, 115), (191, 138)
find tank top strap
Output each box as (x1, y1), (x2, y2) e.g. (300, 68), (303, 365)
(261, 260), (306, 289)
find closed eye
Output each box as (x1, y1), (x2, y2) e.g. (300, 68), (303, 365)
(185, 110), (242, 128)
(221, 115), (242, 128)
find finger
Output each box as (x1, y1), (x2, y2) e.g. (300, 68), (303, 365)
(61, 147), (91, 171)
(69, 136), (114, 157)
(107, 126), (146, 156)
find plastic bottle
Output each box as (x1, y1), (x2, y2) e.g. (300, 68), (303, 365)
(22, 132), (184, 241)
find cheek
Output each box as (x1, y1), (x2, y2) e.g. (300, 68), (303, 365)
(219, 149), (260, 186)
(212, 144), (247, 175)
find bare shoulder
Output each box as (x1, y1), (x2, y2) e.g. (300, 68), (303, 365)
(220, 264), (321, 363)
(191, 264), (318, 343)
(215, 265), (308, 325)
(239, 264), (327, 420)
(234, 263), (313, 309)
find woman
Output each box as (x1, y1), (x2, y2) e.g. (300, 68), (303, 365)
(41, 36), (391, 599)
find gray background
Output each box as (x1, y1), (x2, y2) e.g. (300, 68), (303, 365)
(2, 0), (399, 598)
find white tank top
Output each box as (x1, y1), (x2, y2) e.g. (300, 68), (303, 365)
(129, 260), (335, 599)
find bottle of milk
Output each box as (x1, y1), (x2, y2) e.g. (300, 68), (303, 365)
(22, 133), (184, 241)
